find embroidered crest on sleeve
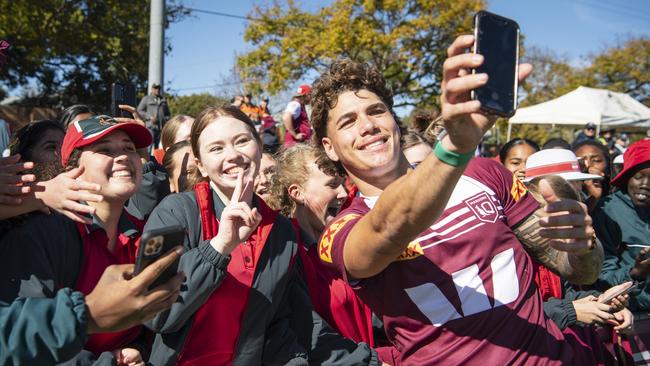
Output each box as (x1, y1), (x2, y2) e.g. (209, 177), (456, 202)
(319, 214), (360, 263)
(510, 174), (527, 202)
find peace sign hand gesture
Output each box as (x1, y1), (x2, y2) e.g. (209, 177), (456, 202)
(210, 171), (263, 256)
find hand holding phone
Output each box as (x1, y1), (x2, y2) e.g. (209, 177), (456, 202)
(598, 281), (637, 305)
(135, 225), (185, 290)
(439, 32), (531, 154)
(472, 10), (521, 117)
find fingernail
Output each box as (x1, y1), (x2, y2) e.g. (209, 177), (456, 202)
(477, 73), (488, 82)
(472, 54), (484, 63)
(175, 246), (184, 255)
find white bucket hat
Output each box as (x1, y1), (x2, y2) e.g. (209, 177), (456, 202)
(524, 149), (603, 182)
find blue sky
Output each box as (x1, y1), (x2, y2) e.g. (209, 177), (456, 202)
(165, 0), (650, 101)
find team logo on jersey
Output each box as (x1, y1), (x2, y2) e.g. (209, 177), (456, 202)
(511, 175), (527, 202)
(464, 192), (498, 223)
(319, 214), (361, 263)
(396, 241), (424, 261)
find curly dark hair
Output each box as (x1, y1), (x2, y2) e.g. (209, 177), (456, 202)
(311, 59), (398, 143)
(310, 59), (406, 174)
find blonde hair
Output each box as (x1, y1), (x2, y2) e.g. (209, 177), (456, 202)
(268, 143), (341, 216)
(161, 114), (193, 151)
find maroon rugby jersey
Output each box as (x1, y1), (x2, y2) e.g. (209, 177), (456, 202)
(318, 158), (573, 365)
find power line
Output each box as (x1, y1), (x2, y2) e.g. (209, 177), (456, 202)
(574, 0), (650, 22)
(173, 80), (245, 92)
(596, 0), (650, 17)
(185, 7), (261, 22)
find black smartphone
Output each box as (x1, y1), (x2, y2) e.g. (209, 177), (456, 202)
(472, 10), (520, 117)
(134, 225), (185, 290)
(111, 82), (137, 118)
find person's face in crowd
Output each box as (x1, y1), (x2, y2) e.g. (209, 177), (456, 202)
(30, 128), (64, 163)
(504, 144), (537, 181)
(169, 145), (195, 193)
(297, 161), (347, 234)
(196, 117), (261, 197)
(627, 166), (650, 209)
(322, 89), (401, 180)
(575, 145), (607, 173)
(78, 130), (143, 202)
(403, 142), (432, 167)
(152, 87), (160, 97)
(602, 131), (613, 140)
(254, 153), (276, 201)
(575, 144), (606, 189)
(244, 95), (251, 104)
(174, 117), (194, 145)
(260, 100), (268, 113)
(584, 127), (596, 137)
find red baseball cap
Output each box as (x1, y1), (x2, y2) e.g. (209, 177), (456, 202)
(61, 115), (152, 166)
(611, 139), (650, 187)
(295, 84), (311, 96)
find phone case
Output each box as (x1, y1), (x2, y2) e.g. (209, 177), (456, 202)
(135, 225), (185, 290)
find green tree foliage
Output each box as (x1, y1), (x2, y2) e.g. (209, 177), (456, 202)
(581, 37), (650, 101)
(0, 0), (188, 110)
(522, 37), (650, 105)
(238, 0), (484, 108)
(168, 93), (229, 117)
(505, 37), (650, 145)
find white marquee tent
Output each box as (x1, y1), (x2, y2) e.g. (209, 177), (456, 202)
(507, 86), (650, 140)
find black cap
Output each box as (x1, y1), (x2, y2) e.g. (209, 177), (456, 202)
(585, 122), (596, 129)
(152, 83), (160, 89)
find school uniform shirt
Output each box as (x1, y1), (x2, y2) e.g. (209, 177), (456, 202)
(296, 226), (400, 364)
(0, 210), (145, 357)
(319, 158), (573, 365)
(143, 186), (379, 366)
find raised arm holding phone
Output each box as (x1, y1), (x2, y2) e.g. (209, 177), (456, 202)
(311, 14), (603, 360)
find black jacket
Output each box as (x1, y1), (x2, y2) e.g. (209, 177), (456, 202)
(144, 189), (378, 366)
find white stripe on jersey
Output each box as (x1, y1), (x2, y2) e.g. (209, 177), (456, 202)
(417, 212), (476, 242)
(363, 174), (504, 250)
(420, 222), (486, 250)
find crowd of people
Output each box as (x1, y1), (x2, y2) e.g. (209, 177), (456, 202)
(1, 32), (650, 366)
